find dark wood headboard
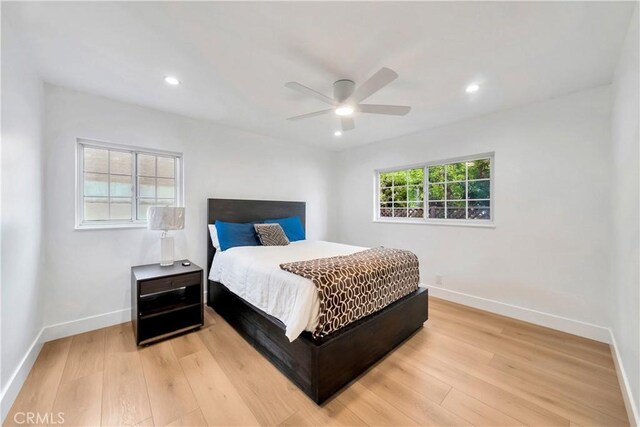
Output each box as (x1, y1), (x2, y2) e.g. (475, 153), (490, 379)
(206, 198), (306, 276)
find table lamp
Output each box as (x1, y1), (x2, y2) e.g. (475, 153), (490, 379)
(147, 207), (185, 266)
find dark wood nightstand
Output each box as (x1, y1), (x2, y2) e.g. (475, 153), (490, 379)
(131, 260), (204, 345)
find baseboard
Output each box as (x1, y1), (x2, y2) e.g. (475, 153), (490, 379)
(0, 329), (44, 423)
(41, 307), (131, 342)
(609, 329), (640, 426)
(427, 285), (612, 343)
(0, 308), (131, 424)
(427, 285), (640, 425)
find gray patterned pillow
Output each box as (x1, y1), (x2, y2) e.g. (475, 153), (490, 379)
(254, 223), (290, 246)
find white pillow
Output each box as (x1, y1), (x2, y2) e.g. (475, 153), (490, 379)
(208, 224), (221, 251)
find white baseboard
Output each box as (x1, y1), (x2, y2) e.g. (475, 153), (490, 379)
(42, 307), (131, 342)
(427, 285), (612, 343)
(0, 329), (44, 423)
(428, 286), (639, 426)
(609, 329), (640, 426)
(1, 308), (131, 424)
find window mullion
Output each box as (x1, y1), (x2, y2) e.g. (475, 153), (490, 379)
(465, 161), (469, 220)
(391, 183), (394, 217)
(423, 166), (427, 220)
(391, 175), (394, 218)
(133, 152), (138, 222)
(405, 180), (408, 218)
(79, 144), (84, 225)
(444, 164), (448, 219)
(107, 150), (111, 220)
(154, 155), (158, 205)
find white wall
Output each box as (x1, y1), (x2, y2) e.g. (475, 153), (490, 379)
(335, 86), (613, 331)
(0, 22), (45, 416)
(610, 5), (639, 422)
(42, 85), (336, 330)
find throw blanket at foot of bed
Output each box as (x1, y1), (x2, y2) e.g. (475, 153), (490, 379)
(280, 247), (420, 339)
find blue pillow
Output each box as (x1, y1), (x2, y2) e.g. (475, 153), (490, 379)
(215, 220), (261, 251)
(264, 216), (305, 242)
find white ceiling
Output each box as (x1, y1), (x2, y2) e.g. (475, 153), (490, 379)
(3, 1), (635, 150)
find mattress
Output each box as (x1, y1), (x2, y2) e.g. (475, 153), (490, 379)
(209, 240), (366, 341)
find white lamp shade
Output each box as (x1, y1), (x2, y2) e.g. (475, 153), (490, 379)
(147, 207), (185, 231)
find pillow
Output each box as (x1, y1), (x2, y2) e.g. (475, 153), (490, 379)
(254, 224), (290, 246)
(208, 224), (221, 251)
(215, 220), (261, 251)
(264, 216), (305, 241)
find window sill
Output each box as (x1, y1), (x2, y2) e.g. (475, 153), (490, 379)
(75, 223), (148, 231)
(373, 218), (495, 228)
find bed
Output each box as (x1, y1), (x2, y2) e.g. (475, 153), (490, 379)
(206, 198), (428, 404)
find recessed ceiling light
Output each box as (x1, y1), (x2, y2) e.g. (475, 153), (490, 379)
(335, 105), (354, 116)
(465, 83), (480, 93)
(334, 131), (342, 137)
(164, 76), (180, 86)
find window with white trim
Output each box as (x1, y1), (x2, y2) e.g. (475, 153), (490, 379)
(376, 154), (493, 224)
(76, 139), (183, 229)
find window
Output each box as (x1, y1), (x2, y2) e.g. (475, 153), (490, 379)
(376, 154), (493, 225)
(76, 139), (183, 229)
(379, 168), (425, 218)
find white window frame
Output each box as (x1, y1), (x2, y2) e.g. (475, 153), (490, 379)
(373, 153), (495, 228)
(75, 138), (184, 230)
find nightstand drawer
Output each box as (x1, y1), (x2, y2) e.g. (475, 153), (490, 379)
(140, 272), (201, 295)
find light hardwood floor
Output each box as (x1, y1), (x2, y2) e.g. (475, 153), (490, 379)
(5, 298), (630, 426)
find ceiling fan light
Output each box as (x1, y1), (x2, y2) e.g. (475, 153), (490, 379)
(164, 76), (181, 86)
(465, 83), (480, 93)
(335, 105), (354, 116)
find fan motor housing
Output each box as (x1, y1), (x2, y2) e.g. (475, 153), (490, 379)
(333, 79), (355, 103)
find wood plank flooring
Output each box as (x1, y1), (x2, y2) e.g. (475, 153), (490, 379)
(5, 298), (630, 426)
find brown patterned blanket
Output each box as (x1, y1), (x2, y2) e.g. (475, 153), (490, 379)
(280, 247), (420, 339)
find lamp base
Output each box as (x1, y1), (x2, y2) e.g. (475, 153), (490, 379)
(160, 233), (174, 266)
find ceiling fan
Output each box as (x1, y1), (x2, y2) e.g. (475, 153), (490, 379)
(285, 67), (411, 132)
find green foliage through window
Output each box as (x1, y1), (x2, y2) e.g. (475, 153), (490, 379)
(379, 157), (492, 221)
(379, 168), (425, 218)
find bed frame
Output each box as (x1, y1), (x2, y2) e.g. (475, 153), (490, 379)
(206, 198), (428, 404)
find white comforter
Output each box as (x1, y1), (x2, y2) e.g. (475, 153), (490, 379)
(209, 240), (365, 341)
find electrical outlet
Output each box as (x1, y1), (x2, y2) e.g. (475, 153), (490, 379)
(435, 274), (443, 286)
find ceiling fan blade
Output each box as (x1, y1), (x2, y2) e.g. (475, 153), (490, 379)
(350, 67), (399, 103)
(357, 104), (411, 116)
(285, 82), (336, 106)
(286, 109), (333, 121)
(341, 117), (355, 131)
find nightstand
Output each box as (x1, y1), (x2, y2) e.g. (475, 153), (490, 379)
(131, 260), (204, 345)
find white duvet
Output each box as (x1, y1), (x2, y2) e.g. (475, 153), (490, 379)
(209, 240), (366, 341)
